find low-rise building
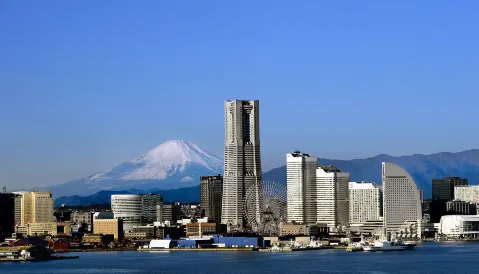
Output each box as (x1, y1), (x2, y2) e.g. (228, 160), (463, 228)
(186, 222), (217, 237)
(349, 219), (384, 237)
(440, 215), (479, 237)
(446, 200), (477, 215)
(49, 239), (69, 250)
(19, 222), (58, 236)
(83, 234), (114, 245)
(124, 232), (149, 239)
(71, 211), (93, 225)
(93, 219), (123, 241)
(131, 225), (165, 239)
(280, 223), (309, 236)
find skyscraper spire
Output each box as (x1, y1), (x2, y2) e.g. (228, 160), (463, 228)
(222, 100), (262, 231)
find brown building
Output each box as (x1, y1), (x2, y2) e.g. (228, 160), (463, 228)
(280, 223), (309, 236)
(83, 234), (114, 245)
(186, 222), (217, 237)
(49, 239), (69, 250)
(93, 219), (123, 241)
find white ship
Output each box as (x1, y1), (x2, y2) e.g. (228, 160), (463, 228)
(363, 240), (415, 252)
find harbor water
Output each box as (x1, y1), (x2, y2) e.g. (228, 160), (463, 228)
(1, 242), (478, 273)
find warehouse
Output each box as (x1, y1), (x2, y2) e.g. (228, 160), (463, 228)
(212, 236), (260, 247)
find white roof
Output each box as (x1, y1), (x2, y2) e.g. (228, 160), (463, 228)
(441, 215), (479, 223)
(349, 182), (379, 189)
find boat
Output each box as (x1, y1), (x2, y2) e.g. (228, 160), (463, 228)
(363, 240), (415, 252)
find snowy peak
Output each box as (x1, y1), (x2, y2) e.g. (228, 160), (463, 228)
(87, 140), (223, 182)
(47, 140), (224, 198)
(130, 140), (223, 175)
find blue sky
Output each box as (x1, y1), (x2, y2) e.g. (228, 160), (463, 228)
(1, 0), (478, 189)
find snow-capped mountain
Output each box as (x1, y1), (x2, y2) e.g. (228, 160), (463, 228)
(46, 140), (223, 197)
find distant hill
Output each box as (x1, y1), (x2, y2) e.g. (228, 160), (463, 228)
(54, 148), (479, 205)
(54, 185), (200, 207)
(263, 150), (479, 197)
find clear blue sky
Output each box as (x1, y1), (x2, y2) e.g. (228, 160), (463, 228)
(1, 0), (478, 189)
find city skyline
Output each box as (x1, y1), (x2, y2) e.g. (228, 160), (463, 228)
(2, 1), (479, 189)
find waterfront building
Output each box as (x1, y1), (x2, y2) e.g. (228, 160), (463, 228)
(280, 223), (309, 236)
(446, 200), (477, 215)
(454, 185), (479, 203)
(440, 215), (479, 238)
(316, 166), (350, 229)
(185, 222), (217, 237)
(431, 177), (468, 222)
(286, 151), (318, 224)
(141, 194), (163, 224)
(0, 193), (15, 235)
(349, 182), (381, 225)
(131, 224), (165, 239)
(200, 175), (223, 222)
(222, 100), (262, 231)
(382, 162), (422, 239)
(349, 219), (384, 237)
(93, 218), (123, 241)
(162, 202), (182, 224)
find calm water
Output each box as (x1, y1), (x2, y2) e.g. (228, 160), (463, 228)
(1, 242), (479, 273)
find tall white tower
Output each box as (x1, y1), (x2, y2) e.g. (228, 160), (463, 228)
(349, 182), (382, 224)
(222, 100), (262, 231)
(382, 162), (422, 239)
(286, 151), (318, 224)
(316, 166), (350, 229)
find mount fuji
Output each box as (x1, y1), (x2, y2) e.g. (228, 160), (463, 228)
(46, 140), (223, 197)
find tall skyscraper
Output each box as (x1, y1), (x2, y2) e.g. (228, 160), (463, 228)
(286, 151), (318, 224)
(200, 175), (223, 222)
(433, 177), (468, 201)
(349, 182), (382, 224)
(222, 100), (262, 231)
(13, 191), (54, 225)
(141, 194), (163, 224)
(382, 162), (422, 238)
(316, 166), (350, 228)
(11, 191), (56, 236)
(0, 193), (15, 236)
(431, 177), (468, 223)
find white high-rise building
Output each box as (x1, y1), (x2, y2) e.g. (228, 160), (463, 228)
(454, 186), (479, 203)
(316, 166), (350, 228)
(111, 194), (143, 232)
(382, 162), (422, 238)
(111, 194), (163, 232)
(349, 182), (381, 224)
(286, 151), (318, 224)
(222, 100), (262, 231)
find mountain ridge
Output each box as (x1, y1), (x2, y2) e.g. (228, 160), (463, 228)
(53, 146), (479, 205)
(42, 140), (223, 197)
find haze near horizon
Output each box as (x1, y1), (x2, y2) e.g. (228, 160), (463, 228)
(1, 0), (478, 189)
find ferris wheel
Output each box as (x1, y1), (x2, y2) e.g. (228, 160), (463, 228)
(243, 180), (287, 236)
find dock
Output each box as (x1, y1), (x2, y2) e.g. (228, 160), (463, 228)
(138, 247), (257, 252)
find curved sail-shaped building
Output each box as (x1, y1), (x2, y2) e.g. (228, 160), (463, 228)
(382, 162), (422, 238)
